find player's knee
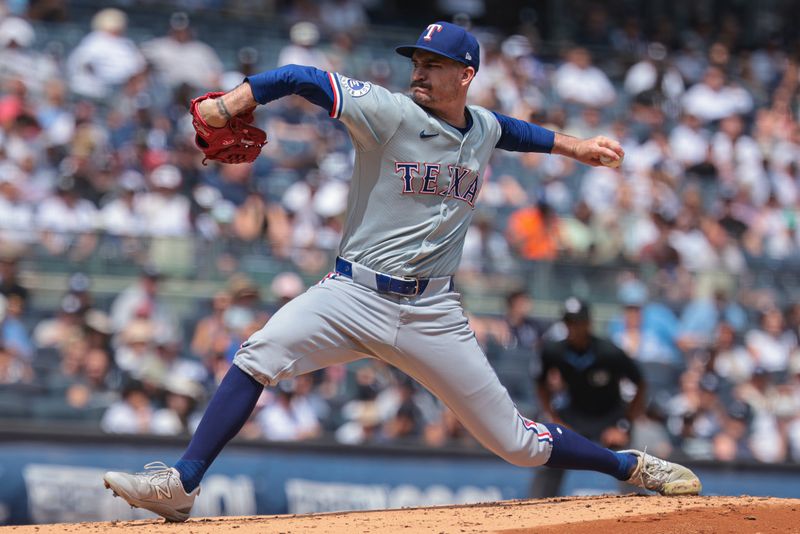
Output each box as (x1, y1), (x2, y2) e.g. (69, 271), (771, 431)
(233, 337), (294, 387)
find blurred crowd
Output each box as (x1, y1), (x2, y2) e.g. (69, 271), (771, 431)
(2, 1), (800, 464)
(1, 3), (800, 273)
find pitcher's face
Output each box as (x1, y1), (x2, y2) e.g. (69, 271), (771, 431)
(410, 50), (470, 109)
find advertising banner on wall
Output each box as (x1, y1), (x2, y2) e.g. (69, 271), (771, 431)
(0, 439), (798, 525)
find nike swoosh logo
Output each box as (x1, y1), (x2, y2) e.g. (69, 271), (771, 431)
(419, 130), (439, 139)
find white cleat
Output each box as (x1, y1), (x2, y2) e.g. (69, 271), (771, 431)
(620, 449), (702, 496)
(103, 462), (199, 522)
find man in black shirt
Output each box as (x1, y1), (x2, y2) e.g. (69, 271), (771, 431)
(531, 297), (646, 497)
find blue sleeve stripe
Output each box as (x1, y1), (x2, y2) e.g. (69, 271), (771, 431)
(328, 72), (343, 119)
(246, 64), (336, 114)
(492, 111), (555, 153)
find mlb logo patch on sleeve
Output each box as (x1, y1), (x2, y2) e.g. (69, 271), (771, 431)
(340, 75), (372, 97)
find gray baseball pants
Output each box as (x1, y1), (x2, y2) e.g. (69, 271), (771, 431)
(233, 269), (552, 467)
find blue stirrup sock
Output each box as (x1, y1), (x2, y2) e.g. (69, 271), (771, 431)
(542, 423), (638, 481)
(174, 365), (264, 492)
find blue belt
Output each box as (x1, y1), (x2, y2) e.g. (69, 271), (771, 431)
(335, 257), (438, 296)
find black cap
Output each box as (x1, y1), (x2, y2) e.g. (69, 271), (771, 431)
(727, 399), (751, 422)
(563, 297), (590, 322)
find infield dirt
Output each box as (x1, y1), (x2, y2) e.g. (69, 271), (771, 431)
(1, 495), (798, 533)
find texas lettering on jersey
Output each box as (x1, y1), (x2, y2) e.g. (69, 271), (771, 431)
(395, 162), (480, 207)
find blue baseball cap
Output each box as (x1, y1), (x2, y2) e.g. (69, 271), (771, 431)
(396, 21), (480, 71)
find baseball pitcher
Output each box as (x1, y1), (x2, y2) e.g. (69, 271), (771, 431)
(104, 21), (700, 522)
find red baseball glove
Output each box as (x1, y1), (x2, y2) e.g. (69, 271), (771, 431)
(190, 92), (267, 165)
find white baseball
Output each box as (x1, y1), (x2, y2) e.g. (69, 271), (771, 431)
(600, 155), (622, 168)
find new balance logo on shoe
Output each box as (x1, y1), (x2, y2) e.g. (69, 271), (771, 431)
(155, 485), (173, 500)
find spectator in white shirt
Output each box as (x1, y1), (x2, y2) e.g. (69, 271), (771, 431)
(136, 164), (191, 237)
(101, 380), (154, 434)
(710, 114), (768, 205)
(257, 379), (321, 441)
(0, 16), (59, 98)
(552, 47), (616, 107)
(277, 22), (332, 71)
(319, 0), (368, 37)
(36, 176), (99, 256)
(580, 165), (621, 214)
(66, 8), (146, 100)
(736, 368), (791, 463)
(744, 195), (793, 260)
(668, 211), (718, 273)
(0, 175), (34, 244)
(100, 170), (148, 236)
(768, 142), (798, 207)
(141, 12), (224, 92)
(565, 106), (608, 140)
(669, 113), (711, 169)
(112, 317), (158, 377)
(745, 307), (796, 373)
(624, 42), (685, 103)
(109, 266), (180, 341)
(682, 66), (754, 123)
(711, 321), (755, 384)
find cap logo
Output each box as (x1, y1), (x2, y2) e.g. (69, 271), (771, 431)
(465, 52), (472, 61)
(423, 23), (443, 41)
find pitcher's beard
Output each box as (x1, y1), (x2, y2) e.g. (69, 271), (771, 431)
(411, 88), (434, 106)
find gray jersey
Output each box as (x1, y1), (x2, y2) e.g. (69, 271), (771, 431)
(330, 73), (502, 278)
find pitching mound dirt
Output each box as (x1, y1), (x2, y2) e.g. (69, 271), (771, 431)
(2, 495), (798, 533)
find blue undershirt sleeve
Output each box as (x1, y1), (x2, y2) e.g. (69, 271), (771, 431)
(246, 64), (335, 114)
(492, 111), (556, 153)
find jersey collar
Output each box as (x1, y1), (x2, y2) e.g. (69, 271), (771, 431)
(416, 103), (474, 136)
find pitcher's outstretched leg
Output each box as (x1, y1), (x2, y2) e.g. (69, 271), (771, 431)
(103, 365), (264, 521)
